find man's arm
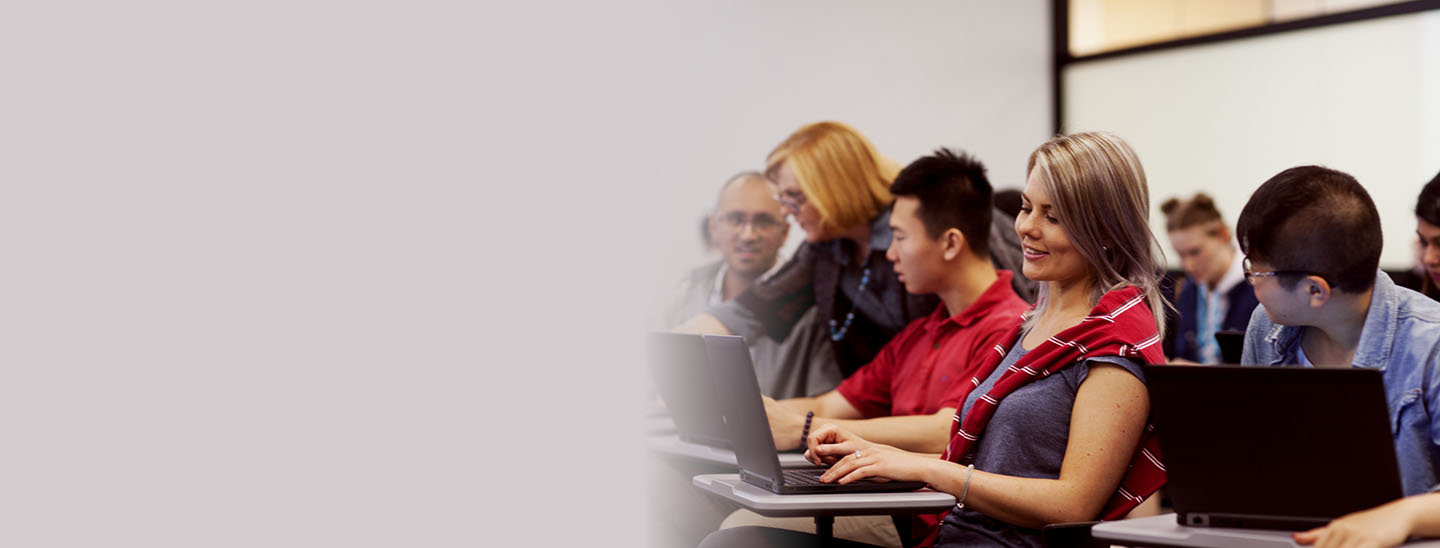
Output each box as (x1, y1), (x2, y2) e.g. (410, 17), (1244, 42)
(1293, 492), (1440, 547)
(764, 392), (955, 454)
(811, 408), (957, 454)
(768, 390), (863, 418)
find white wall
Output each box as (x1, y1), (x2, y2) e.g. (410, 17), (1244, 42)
(1065, 10), (1440, 269)
(645, 0), (1054, 308)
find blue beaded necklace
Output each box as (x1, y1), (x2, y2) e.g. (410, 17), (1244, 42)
(828, 266), (872, 341)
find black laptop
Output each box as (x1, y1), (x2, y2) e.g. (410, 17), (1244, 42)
(1145, 365), (1403, 530)
(646, 332), (731, 448)
(703, 334), (926, 494)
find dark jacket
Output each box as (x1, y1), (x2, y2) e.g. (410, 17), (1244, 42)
(1165, 274), (1260, 362)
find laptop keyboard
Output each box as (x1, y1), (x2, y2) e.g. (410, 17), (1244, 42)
(782, 469), (829, 486)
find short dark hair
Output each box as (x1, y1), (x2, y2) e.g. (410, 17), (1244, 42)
(1236, 165), (1381, 293)
(1415, 169), (1440, 226)
(888, 148), (992, 256)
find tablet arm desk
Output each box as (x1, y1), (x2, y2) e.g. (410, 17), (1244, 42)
(692, 474), (956, 539)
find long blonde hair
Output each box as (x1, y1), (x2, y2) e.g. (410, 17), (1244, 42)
(1024, 132), (1168, 338)
(765, 121), (899, 234)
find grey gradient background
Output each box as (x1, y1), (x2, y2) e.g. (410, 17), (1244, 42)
(12, 0), (1429, 545)
(2, 1), (662, 545)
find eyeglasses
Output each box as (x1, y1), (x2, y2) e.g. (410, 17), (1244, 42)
(771, 190), (807, 213)
(1242, 257), (1331, 284)
(717, 211), (783, 234)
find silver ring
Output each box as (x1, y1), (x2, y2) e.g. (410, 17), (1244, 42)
(853, 450), (862, 459)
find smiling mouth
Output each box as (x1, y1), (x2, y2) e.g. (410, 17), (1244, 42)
(1023, 246), (1049, 260)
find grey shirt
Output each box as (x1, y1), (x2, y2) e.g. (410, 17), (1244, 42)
(936, 339), (1143, 548)
(659, 259), (842, 398)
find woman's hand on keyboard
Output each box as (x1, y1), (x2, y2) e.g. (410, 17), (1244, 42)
(803, 424), (876, 466)
(817, 443), (934, 486)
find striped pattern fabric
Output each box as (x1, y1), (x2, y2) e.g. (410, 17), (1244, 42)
(908, 286), (1167, 547)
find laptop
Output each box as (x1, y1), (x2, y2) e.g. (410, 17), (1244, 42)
(703, 334), (926, 494)
(1145, 365), (1403, 530)
(646, 332), (731, 448)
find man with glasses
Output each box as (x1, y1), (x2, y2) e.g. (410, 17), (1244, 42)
(650, 171), (844, 548)
(1236, 166), (1440, 547)
(658, 171), (842, 398)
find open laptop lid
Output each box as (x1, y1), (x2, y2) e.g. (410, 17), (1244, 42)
(702, 334), (788, 485)
(646, 332), (730, 447)
(1145, 365), (1403, 530)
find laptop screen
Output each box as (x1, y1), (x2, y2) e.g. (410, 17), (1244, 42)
(703, 334), (787, 483)
(646, 332), (731, 447)
(1144, 365), (1402, 529)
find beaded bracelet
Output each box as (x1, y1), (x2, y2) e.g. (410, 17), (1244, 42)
(800, 410), (815, 448)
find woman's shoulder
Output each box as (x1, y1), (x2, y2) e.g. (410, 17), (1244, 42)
(1087, 285), (1155, 323)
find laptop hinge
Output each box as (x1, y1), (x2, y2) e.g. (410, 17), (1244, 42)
(740, 469), (779, 491)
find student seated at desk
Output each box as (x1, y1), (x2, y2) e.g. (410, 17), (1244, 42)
(761, 149), (1028, 453)
(676, 121), (1034, 377)
(723, 149), (1030, 546)
(1159, 193), (1257, 364)
(1235, 166), (1440, 548)
(701, 131), (1169, 548)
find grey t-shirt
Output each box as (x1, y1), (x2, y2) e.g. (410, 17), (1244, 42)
(935, 338), (1145, 548)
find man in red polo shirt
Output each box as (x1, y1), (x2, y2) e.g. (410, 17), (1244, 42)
(763, 148), (1030, 455)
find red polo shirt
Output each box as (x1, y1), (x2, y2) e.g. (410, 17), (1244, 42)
(836, 270), (1030, 418)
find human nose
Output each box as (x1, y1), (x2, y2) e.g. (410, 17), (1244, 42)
(1182, 255), (1200, 274)
(1015, 211), (1036, 240)
(739, 220), (760, 240)
(1425, 244), (1440, 267)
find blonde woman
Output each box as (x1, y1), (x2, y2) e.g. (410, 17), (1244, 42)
(699, 132), (1169, 548)
(678, 121), (1030, 377)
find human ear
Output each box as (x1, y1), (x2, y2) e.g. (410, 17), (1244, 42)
(1306, 277), (1331, 308)
(707, 214), (720, 247)
(943, 229), (965, 261)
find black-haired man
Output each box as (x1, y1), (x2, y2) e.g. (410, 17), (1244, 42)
(724, 148), (1031, 545)
(762, 149), (1028, 452)
(1238, 166), (1440, 546)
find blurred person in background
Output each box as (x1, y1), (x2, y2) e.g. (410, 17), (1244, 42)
(1160, 193), (1257, 364)
(658, 171), (841, 397)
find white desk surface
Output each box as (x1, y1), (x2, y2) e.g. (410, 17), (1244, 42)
(647, 435), (811, 468)
(691, 473), (955, 518)
(1092, 513), (1440, 548)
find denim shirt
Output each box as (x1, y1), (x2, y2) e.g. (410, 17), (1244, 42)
(1241, 271), (1440, 496)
